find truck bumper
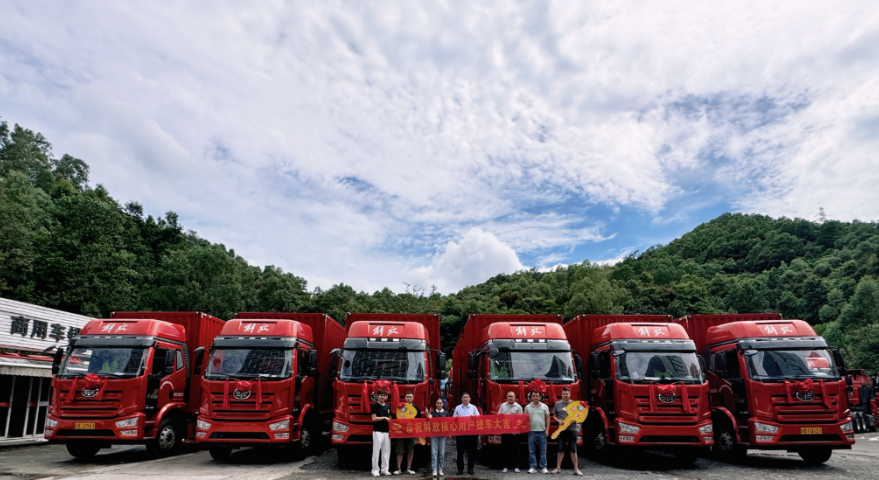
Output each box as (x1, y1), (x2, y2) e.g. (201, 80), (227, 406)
(331, 418), (374, 445)
(748, 417), (855, 450)
(195, 415), (296, 446)
(614, 419), (714, 448)
(44, 413), (149, 443)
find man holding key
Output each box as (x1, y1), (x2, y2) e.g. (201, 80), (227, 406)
(551, 388), (582, 475)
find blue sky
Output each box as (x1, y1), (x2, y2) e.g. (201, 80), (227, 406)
(1, 2), (878, 293)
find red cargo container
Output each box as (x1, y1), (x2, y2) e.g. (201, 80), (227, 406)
(47, 312), (224, 459)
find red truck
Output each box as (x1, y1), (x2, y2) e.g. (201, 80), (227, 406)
(563, 315), (712, 464)
(330, 313), (444, 460)
(451, 314), (581, 462)
(195, 313), (345, 460)
(675, 314), (854, 465)
(845, 369), (875, 433)
(46, 312), (224, 459)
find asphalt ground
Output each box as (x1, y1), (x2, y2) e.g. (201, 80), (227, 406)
(3, 434), (879, 480)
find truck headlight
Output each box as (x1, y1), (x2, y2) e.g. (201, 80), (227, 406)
(841, 421), (853, 432)
(46, 418), (58, 428)
(115, 417), (138, 428)
(197, 419), (212, 430)
(120, 430), (138, 436)
(618, 423), (640, 434)
(699, 424), (713, 434)
(754, 422), (778, 433)
(333, 421), (349, 433)
(269, 420), (290, 431)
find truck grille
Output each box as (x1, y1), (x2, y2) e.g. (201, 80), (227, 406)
(634, 396), (700, 424)
(771, 394), (839, 423)
(58, 390), (123, 418)
(210, 392), (274, 418)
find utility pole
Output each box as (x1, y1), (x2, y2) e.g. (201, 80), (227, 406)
(815, 207), (827, 224)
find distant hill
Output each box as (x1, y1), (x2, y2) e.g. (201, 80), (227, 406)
(2, 116), (877, 370)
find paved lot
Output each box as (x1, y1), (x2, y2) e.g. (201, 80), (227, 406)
(3, 434), (879, 480)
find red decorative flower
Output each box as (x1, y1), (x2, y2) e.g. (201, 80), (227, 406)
(372, 379), (392, 394)
(794, 378), (814, 394)
(82, 373), (106, 390)
(527, 378), (546, 394)
(236, 380), (252, 392)
(656, 384), (676, 396)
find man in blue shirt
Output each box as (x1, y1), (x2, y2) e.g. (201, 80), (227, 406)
(453, 393), (480, 475)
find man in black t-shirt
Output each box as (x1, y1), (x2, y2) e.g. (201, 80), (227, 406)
(371, 390), (393, 476)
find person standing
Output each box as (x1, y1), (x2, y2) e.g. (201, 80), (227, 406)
(394, 392), (420, 475)
(371, 389), (393, 477)
(524, 391), (550, 474)
(498, 391), (523, 473)
(453, 392), (480, 475)
(428, 397), (451, 476)
(551, 388), (582, 476)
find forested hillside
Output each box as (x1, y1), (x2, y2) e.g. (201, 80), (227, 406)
(1, 117), (878, 370)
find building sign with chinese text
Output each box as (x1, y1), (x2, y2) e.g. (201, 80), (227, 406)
(0, 297), (93, 353)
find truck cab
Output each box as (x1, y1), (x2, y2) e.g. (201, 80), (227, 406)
(687, 317), (854, 464)
(330, 313), (443, 460)
(565, 316), (712, 464)
(46, 313), (223, 459)
(196, 314), (344, 460)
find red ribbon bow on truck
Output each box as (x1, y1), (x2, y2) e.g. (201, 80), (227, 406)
(784, 378), (833, 409)
(649, 382), (691, 413)
(65, 373), (108, 403)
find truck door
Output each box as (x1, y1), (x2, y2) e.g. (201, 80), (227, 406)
(590, 349), (614, 419)
(711, 348), (746, 421)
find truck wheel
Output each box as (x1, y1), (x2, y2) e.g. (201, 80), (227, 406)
(712, 423), (745, 461)
(869, 415), (877, 432)
(66, 442), (101, 459)
(584, 424), (607, 460)
(798, 447), (832, 466)
(149, 418), (182, 458)
(301, 415), (322, 455)
(210, 447), (233, 460)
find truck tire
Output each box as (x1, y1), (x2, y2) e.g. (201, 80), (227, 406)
(583, 423), (608, 460)
(210, 447), (233, 460)
(301, 415), (322, 456)
(798, 447), (832, 466)
(857, 414), (866, 433)
(66, 442), (101, 459)
(712, 422), (746, 461)
(149, 418), (182, 458)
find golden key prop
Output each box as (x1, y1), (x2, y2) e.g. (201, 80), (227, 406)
(550, 400), (589, 440)
(397, 403), (427, 445)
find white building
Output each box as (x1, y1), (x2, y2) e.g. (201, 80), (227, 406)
(0, 297), (92, 444)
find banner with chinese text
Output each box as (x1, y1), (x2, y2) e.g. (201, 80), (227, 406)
(390, 414), (529, 438)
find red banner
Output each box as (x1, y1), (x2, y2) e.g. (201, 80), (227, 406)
(390, 414), (530, 438)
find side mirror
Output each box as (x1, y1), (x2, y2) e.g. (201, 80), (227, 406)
(831, 348), (847, 377)
(573, 354), (583, 377)
(598, 351), (611, 378)
(589, 352), (601, 378)
(468, 352), (478, 372)
(698, 356), (707, 377)
(193, 347), (206, 377)
(165, 350), (176, 376)
(309, 350), (318, 369)
(437, 352), (447, 377)
(846, 375), (853, 387)
(52, 348), (65, 375)
(330, 349), (340, 373)
(487, 348), (499, 359)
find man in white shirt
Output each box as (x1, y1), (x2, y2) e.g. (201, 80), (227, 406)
(453, 393), (480, 475)
(498, 391), (523, 473)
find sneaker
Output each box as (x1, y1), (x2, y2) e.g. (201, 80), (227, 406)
(456, 471), (464, 476)
(541, 468), (549, 474)
(393, 472), (401, 476)
(439, 471), (444, 476)
(551, 468), (560, 475)
(574, 469), (583, 476)
(373, 474), (380, 478)
(528, 468), (536, 474)
(432, 471), (438, 477)
(407, 470), (416, 475)
(514, 468), (520, 473)
(382, 473), (392, 476)
(502, 468), (509, 473)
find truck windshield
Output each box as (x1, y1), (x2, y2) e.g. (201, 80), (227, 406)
(744, 348), (839, 381)
(205, 348), (293, 379)
(339, 349), (425, 382)
(60, 347), (148, 378)
(617, 352), (704, 384)
(489, 351), (576, 383)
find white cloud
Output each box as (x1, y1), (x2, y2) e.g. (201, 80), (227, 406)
(406, 228), (525, 293)
(1, 2), (878, 292)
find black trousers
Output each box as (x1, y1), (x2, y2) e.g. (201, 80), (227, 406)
(501, 434), (521, 469)
(457, 435), (477, 472)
